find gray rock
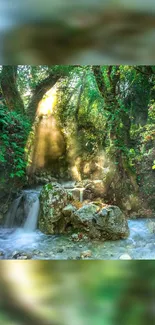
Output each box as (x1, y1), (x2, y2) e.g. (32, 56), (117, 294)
(62, 204), (76, 217)
(71, 233), (79, 241)
(39, 182), (72, 234)
(80, 250), (92, 258)
(39, 182), (129, 242)
(72, 204), (99, 223)
(72, 204), (129, 240)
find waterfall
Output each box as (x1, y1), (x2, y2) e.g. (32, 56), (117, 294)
(5, 195), (23, 228)
(23, 197), (40, 231)
(4, 189), (41, 231)
(79, 188), (84, 203)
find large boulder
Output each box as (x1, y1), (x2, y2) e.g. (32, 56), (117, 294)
(39, 182), (129, 241)
(39, 182), (73, 234)
(71, 204), (129, 240)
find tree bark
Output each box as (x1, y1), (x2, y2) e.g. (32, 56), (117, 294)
(1, 65), (25, 113)
(92, 65), (131, 147)
(92, 65), (138, 193)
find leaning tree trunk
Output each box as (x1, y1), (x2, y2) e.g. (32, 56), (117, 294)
(27, 73), (62, 120)
(1, 65), (25, 113)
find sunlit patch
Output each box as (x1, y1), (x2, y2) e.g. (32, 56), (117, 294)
(83, 162), (90, 174)
(71, 165), (81, 181)
(26, 85), (65, 173)
(37, 87), (57, 117)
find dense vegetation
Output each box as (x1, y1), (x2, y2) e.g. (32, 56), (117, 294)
(0, 65), (155, 216)
(0, 65), (155, 323)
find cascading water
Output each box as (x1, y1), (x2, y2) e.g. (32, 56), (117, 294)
(79, 188), (84, 203)
(5, 195), (23, 228)
(1, 182), (155, 260)
(4, 189), (41, 231)
(23, 196), (40, 231)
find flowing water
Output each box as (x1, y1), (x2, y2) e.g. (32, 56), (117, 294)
(1, 185), (155, 260)
(1, 218), (155, 260)
(23, 197), (40, 231)
(4, 188), (41, 230)
(79, 188), (85, 203)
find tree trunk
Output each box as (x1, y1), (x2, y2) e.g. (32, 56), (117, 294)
(1, 65), (25, 113)
(92, 65), (131, 148)
(27, 73), (62, 120)
(27, 68), (78, 120)
(92, 65), (138, 194)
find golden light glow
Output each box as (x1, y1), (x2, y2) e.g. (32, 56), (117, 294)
(37, 87), (57, 117)
(71, 165), (81, 181)
(83, 162), (90, 174)
(26, 86), (65, 173)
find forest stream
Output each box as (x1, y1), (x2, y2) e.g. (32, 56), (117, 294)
(0, 185), (155, 260)
(0, 64), (155, 263)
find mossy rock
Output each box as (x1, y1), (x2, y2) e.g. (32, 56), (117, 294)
(39, 182), (73, 234)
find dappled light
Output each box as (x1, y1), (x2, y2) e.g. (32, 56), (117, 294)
(37, 87), (56, 116)
(0, 64), (155, 264)
(26, 86), (66, 173)
(71, 164), (81, 182)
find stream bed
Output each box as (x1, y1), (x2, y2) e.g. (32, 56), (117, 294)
(0, 219), (155, 260)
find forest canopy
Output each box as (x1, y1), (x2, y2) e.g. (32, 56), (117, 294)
(0, 65), (155, 216)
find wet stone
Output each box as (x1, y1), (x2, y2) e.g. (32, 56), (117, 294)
(80, 250), (92, 258)
(12, 251), (32, 259)
(57, 248), (64, 253)
(71, 233), (79, 241)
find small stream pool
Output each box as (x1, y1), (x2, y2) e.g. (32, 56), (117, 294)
(0, 219), (155, 260)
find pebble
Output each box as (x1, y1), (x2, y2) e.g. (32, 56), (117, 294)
(80, 250), (92, 258)
(71, 233), (79, 241)
(57, 248), (64, 253)
(119, 253), (132, 260)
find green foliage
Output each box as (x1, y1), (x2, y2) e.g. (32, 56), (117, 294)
(44, 184), (53, 191)
(0, 104), (31, 180)
(152, 160), (155, 170)
(148, 100), (155, 123)
(0, 64), (154, 212)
